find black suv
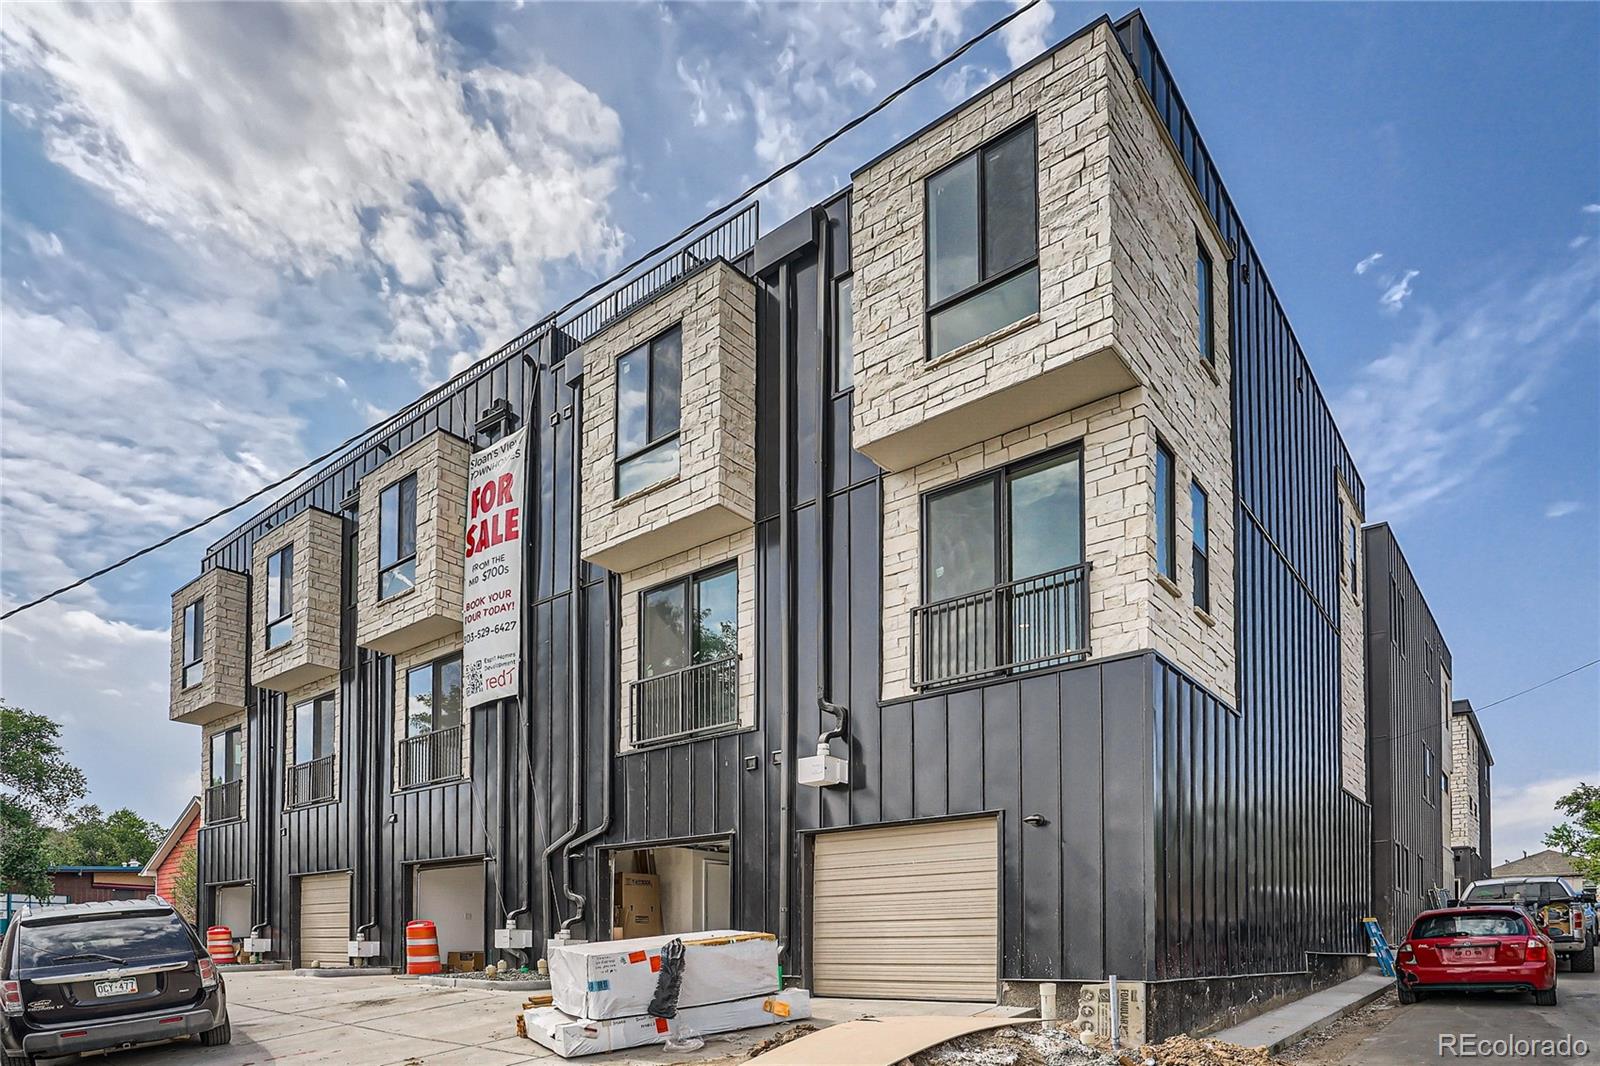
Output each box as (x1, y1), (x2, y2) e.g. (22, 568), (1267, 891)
(1, 899), (230, 1065)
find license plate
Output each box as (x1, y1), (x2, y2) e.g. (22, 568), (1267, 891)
(93, 978), (138, 998)
(1447, 947), (1488, 961)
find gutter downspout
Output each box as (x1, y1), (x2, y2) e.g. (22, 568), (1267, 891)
(560, 569), (618, 931)
(243, 576), (270, 941)
(775, 260), (795, 966)
(815, 215), (850, 763)
(507, 363), (543, 932)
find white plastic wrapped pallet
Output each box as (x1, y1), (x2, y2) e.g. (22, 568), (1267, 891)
(547, 929), (778, 1021)
(523, 988), (811, 1058)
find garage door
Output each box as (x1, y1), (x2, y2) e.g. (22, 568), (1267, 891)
(811, 818), (998, 1001)
(299, 872), (351, 967)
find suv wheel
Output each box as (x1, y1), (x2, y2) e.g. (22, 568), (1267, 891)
(199, 1017), (233, 1046)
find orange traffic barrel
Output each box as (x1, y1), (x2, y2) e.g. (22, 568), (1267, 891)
(406, 919), (441, 975)
(206, 926), (238, 964)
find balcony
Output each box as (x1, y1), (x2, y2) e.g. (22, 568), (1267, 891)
(287, 756), (335, 808)
(629, 656), (739, 747)
(399, 726), (464, 789)
(910, 564), (1090, 689)
(169, 568), (248, 725)
(205, 780), (242, 824)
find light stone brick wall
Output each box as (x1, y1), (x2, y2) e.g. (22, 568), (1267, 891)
(1336, 478), (1367, 798)
(392, 634), (471, 789)
(356, 430), (470, 655)
(616, 528), (756, 752)
(170, 568), (248, 724)
(200, 710), (247, 825)
(283, 678), (341, 803)
(251, 508), (342, 692)
(579, 258), (757, 574)
(1451, 713), (1482, 849)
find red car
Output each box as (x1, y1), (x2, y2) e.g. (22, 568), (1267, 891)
(1395, 906), (1557, 1005)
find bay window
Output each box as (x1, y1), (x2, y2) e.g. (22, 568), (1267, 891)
(266, 545), (293, 648)
(615, 324), (682, 498)
(181, 599), (205, 688)
(378, 473), (417, 600)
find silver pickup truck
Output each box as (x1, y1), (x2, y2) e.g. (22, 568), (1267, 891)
(1461, 876), (1596, 972)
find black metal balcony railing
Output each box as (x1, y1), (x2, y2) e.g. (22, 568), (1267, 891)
(911, 563), (1091, 689)
(287, 755), (335, 807)
(205, 780), (242, 823)
(399, 725), (464, 789)
(631, 656), (740, 747)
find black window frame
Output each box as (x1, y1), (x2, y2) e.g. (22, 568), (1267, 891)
(613, 323), (684, 499)
(209, 726), (241, 788)
(1196, 236), (1215, 366)
(923, 117), (1041, 361)
(378, 472), (418, 602)
(1424, 745), (1435, 805)
(638, 561), (741, 680)
(181, 598), (205, 688)
(1190, 480), (1209, 611)
(265, 545), (294, 649)
(292, 693), (336, 767)
(832, 273), (854, 394)
(1347, 519), (1359, 594)
(1155, 439), (1177, 583)
(405, 652), (464, 739)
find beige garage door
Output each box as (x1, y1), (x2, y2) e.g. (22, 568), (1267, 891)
(298, 872), (351, 967)
(811, 818), (998, 1001)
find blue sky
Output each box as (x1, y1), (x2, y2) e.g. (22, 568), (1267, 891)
(1, 2), (1595, 859)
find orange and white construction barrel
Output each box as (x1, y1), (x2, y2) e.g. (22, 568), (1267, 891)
(206, 926), (238, 964)
(405, 919), (441, 975)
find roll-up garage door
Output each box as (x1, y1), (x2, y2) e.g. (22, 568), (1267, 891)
(298, 872), (351, 967)
(811, 817), (998, 1001)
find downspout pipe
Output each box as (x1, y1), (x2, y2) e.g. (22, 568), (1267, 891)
(506, 365), (543, 930)
(775, 259), (795, 965)
(815, 215), (849, 759)
(560, 569), (618, 932)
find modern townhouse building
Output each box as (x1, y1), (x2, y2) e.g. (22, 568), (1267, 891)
(168, 11), (1402, 1034)
(1450, 698), (1495, 893)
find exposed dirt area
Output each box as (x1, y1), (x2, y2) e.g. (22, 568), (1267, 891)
(1276, 991), (1399, 1063)
(887, 1022), (1286, 1066)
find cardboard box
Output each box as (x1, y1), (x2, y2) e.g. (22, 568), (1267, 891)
(447, 950), (486, 973)
(614, 873), (661, 938)
(549, 930), (778, 1021)
(523, 988), (810, 1058)
(1074, 980), (1146, 1046)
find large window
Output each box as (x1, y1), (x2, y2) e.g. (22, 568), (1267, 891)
(181, 599), (205, 688)
(834, 275), (854, 391)
(266, 545), (294, 648)
(1191, 481), (1209, 611)
(1156, 441), (1176, 582)
(406, 655), (464, 738)
(1196, 240), (1215, 366)
(925, 121), (1039, 360)
(206, 726), (242, 823)
(615, 324), (682, 498)
(378, 473), (418, 600)
(290, 695), (336, 807)
(915, 446), (1086, 686)
(634, 564), (740, 744)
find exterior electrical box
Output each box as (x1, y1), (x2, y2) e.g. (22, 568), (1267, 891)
(797, 749), (849, 789)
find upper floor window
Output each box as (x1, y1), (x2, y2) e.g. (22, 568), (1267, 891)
(834, 275), (854, 391)
(1196, 240), (1215, 366)
(1156, 441), (1176, 582)
(634, 564), (740, 745)
(926, 121), (1039, 360)
(206, 726), (242, 823)
(1345, 519), (1359, 595)
(1191, 481), (1209, 611)
(1424, 745), (1435, 804)
(181, 599), (205, 688)
(407, 655), (464, 739)
(266, 546), (294, 648)
(615, 324), (682, 498)
(290, 694), (336, 807)
(378, 473), (418, 600)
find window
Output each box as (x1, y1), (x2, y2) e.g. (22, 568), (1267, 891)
(1191, 481), (1209, 611)
(206, 725), (242, 822)
(635, 565), (740, 744)
(406, 654), (464, 739)
(1419, 856), (1426, 895)
(834, 275), (854, 391)
(1402, 846), (1411, 892)
(1347, 519), (1359, 594)
(926, 121), (1039, 359)
(294, 695), (336, 766)
(378, 473), (418, 600)
(1424, 746), (1435, 804)
(181, 599), (205, 688)
(266, 546), (294, 648)
(1156, 441), (1176, 582)
(916, 446), (1086, 686)
(1196, 240), (1214, 365)
(1394, 843), (1402, 889)
(615, 324), (682, 498)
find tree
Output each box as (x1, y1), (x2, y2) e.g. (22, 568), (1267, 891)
(0, 699), (87, 899)
(170, 844), (199, 926)
(46, 806), (165, 868)
(1545, 782), (1600, 882)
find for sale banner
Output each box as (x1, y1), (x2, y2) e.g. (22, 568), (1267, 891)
(463, 426), (526, 707)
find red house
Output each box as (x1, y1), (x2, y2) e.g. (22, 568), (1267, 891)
(142, 796), (201, 908)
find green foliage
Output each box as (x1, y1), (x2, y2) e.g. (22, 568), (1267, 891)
(46, 806), (166, 869)
(1545, 781), (1600, 882)
(171, 844), (199, 925)
(1, 699), (86, 898)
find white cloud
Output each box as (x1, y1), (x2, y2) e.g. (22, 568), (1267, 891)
(1545, 500), (1582, 519)
(1334, 248), (1599, 518)
(999, 0), (1054, 68)
(1583, 203), (1600, 214)
(1571, 234), (1590, 250)
(23, 227), (64, 258)
(1493, 775), (1589, 863)
(879, 1), (976, 57)
(1378, 268), (1419, 312)
(1354, 251), (1384, 275)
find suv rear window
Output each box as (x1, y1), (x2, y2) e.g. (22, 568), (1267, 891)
(17, 913), (194, 971)
(1412, 913), (1527, 939)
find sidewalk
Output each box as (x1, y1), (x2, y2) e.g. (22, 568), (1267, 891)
(1208, 970), (1392, 1052)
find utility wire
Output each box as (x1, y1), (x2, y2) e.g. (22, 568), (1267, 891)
(0, 0), (1045, 624)
(1372, 657), (1600, 746)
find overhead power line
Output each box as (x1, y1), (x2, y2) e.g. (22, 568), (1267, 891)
(1373, 657), (1600, 746)
(1, 0), (1046, 623)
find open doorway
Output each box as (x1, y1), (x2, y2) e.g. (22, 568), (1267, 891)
(413, 861), (486, 965)
(609, 841), (731, 938)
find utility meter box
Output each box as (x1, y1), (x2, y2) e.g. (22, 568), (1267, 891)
(797, 747), (848, 788)
(495, 926), (535, 950)
(347, 939), (381, 959)
(241, 937), (273, 955)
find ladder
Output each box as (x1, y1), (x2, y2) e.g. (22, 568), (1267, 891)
(1362, 917), (1396, 977)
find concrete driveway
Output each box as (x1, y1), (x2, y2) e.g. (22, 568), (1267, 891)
(36, 969), (1011, 1065)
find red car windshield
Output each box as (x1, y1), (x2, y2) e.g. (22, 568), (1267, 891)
(1410, 913), (1527, 940)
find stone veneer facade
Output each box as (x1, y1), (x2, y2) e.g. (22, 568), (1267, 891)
(1451, 711), (1484, 849)
(391, 634), (471, 789)
(170, 567), (248, 724)
(870, 20), (1235, 704)
(616, 528), (757, 752)
(579, 260), (757, 573)
(283, 677), (341, 804)
(355, 430), (470, 655)
(251, 507), (343, 692)
(1337, 478), (1366, 798)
